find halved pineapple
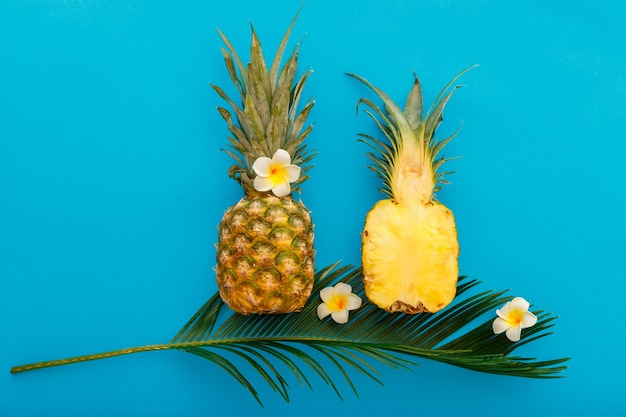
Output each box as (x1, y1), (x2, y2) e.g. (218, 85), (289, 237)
(349, 68), (472, 313)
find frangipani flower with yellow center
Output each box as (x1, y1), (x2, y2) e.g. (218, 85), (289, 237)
(252, 149), (301, 197)
(317, 282), (362, 324)
(492, 297), (538, 342)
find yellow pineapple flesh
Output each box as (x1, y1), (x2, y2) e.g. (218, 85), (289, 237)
(363, 199), (458, 313)
(350, 68), (472, 313)
(213, 12), (316, 314)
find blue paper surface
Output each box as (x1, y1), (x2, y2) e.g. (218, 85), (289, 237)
(1, 1), (625, 415)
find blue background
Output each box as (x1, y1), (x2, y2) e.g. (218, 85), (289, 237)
(2, 0), (625, 415)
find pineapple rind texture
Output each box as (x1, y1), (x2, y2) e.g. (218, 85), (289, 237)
(216, 195), (315, 315)
(362, 199), (459, 313)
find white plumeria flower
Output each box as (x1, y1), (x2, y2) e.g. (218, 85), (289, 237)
(252, 149), (301, 197)
(492, 297), (538, 342)
(317, 282), (362, 324)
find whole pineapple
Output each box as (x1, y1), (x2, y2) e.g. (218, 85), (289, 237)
(213, 15), (315, 314)
(348, 68), (472, 313)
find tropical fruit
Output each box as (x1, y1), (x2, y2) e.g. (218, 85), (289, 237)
(349, 69), (471, 313)
(214, 15), (315, 314)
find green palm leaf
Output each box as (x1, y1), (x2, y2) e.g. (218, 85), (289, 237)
(11, 262), (568, 406)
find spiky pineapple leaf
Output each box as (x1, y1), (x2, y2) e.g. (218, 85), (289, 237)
(269, 3), (303, 93)
(404, 73), (423, 130)
(11, 262), (568, 407)
(216, 29), (248, 96)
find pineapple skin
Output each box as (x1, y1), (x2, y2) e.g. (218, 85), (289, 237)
(216, 194), (315, 315)
(362, 199), (459, 313)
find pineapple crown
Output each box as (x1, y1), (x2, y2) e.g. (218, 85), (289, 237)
(348, 67), (474, 202)
(212, 10), (315, 195)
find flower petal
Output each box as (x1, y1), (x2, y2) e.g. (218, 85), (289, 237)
(346, 293), (362, 311)
(320, 287), (335, 304)
(492, 317), (510, 335)
(505, 325), (522, 342)
(333, 282), (353, 295)
(495, 301), (512, 320)
(510, 297), (530, 312)
(271, 179), (291, 197)
(521, 311), (538, 328)
(283, 165), (301, 183)
(317, 303), (332, 320)
(272, 149), (292, 166)
(252, 156), (272, 176)
(254, 175), (274, 192)
(331, 309), (349, 324)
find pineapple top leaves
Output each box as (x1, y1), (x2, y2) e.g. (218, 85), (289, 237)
(348, 67), (475, 204)
(213, 11), (315, 195)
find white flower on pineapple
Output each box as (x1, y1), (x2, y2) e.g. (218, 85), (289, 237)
(492, 297), (538, 342)
(317, 282), (362, 324)
(252, 149), (301, 197)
